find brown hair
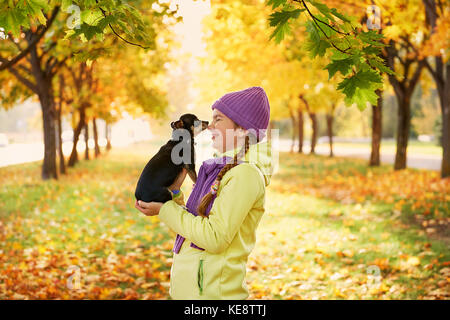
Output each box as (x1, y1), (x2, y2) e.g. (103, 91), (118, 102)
(196, 128), (254, 217)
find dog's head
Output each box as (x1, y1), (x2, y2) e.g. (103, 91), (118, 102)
(171, 114), (209, 137)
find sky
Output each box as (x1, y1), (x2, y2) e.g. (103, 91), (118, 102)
(170, 0), (212, 58)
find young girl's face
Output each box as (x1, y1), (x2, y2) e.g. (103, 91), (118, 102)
(208, 109), (246, 153)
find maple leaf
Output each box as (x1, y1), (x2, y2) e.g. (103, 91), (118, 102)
(304, 20), (331, 57)
(268, 8), (305, 44)
(338, 69), (383, 109)
(267, 0), (288, 10)
(325, 57), (354, 79)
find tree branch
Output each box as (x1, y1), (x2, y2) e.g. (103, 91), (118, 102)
(409, 60), (425, 92)
(95, 0), (150, 49)
(293, 0), (351, 36)
(45, 56), (56, 73)
(383, 41), (404, 97)
(17, 64), (33, 75)
(422, 58), (438, 81)
(0, 6), (60, 71)
(403, 58), (412, 81)
(42, 41), (57, 57)
(295, 0), (352, 54)
(49, 56), (69, 77)
(1, 62), (38, 93)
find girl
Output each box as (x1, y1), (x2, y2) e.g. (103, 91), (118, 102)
(135, 86), (273, 299)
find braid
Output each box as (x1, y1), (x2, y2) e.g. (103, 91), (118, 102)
(196, 134), (251, 217)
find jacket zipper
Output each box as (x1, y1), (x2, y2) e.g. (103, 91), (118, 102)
(198, 259), (204, 295)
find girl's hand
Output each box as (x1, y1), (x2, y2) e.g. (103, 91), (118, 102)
(169, 168), (188, 191)
(135, 199), (163, 216)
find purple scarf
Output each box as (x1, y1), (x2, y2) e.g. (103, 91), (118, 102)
(172, 155), (243, 253)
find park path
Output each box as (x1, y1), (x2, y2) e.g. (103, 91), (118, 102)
(277, 139), (442, 171)
(0, 138), (442, 171)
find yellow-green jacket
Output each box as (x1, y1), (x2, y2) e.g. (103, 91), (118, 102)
(159, 141), (273, 299)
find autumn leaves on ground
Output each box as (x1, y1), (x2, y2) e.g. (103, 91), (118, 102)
(0, 141), (449, 300)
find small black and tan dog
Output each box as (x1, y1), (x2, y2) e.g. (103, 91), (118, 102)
(134, 113), (209, 203)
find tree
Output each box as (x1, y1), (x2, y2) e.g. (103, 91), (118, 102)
(66, 61), (93, 167)
(312, 82), (344, 157)
(1, 0), (179, 179)
(280, 14), (331, 154)
(315, 0), (428, 171)
(56, 73), (66, 174)
(1, 7), (68, 179)
(370, 89), (383, 166)
(267, 0), (391, 110)
(302, 0), (386, 166)
(421, 0), (450, 177)
(287, 98), (298, 152)
(376, 0), (427, 170)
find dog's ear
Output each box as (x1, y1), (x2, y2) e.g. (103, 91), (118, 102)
(171, 120), (184, 129)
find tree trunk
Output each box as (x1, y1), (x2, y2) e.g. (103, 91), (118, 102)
(68, 107), (86, 167)
(39, 87), (58, 180)
(309, 112), (318, 154)
(384, 39), (424, 171)
(57, 75), (66, 175)
(289, 108), (296, 153)
(441, 102), (450, 178)
(106, 123), (112, 151)
(370, 89), (383, 166)
(93, 117), (101, 157)
(29, 44), (57, 180)
(394, 94), (412, 170)
(298, 108), (304, 154)
(84, 121), (89, 160)
(438, 63), (450, 177)
(299, 94), (317, 154)
(56, 94), (66, 175)
(326, 113), (334, 157)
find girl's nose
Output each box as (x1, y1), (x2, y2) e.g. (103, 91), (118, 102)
(207, 123), (214, 130)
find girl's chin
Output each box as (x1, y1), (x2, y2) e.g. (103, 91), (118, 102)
(211, 140), (225, 153)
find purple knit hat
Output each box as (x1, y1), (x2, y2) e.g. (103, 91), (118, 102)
(211, 86), (270, 141)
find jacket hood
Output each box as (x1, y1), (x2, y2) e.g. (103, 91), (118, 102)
(216, 140), (274, 186)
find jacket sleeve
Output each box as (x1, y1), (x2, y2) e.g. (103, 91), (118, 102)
(159, 164), (264, 254)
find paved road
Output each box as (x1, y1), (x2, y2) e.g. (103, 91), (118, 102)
(277, 139), (442, 171)
(0, 139), (443, 171)
(0, 143), (44, 168)
(0, 141), (81, 168)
